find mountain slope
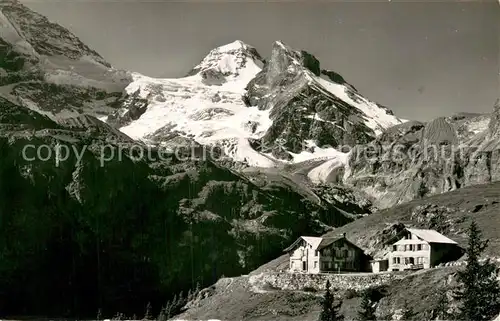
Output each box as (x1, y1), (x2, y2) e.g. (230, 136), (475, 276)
(339, 100), (500, 209)
(0, 0), (133, 120)
(0, 88), (364, 318)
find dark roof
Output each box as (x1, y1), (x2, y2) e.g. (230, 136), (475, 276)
(317, 237), (343, 249)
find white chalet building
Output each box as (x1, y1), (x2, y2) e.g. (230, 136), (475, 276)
(284, 234), (371, 274)
(388, 228), (463, 271)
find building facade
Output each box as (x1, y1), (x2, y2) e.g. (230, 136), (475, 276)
(388, 228), (463, 271)
(284, 234), (371, 274)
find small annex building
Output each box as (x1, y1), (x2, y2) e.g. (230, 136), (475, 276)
(388, 228), (463, 271)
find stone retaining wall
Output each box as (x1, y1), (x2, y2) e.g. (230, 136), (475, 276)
(254, 272), (405, 292)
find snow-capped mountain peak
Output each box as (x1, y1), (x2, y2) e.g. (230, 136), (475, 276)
(118, 40), (406, 170)
(186, 40), (265, 86)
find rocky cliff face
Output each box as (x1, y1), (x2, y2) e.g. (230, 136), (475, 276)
(244, 41), (403, 161)
(0, 0), (135, 120)
(341, 103), (499, 209)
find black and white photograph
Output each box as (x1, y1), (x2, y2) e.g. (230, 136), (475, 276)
(0, 0), (499, 320)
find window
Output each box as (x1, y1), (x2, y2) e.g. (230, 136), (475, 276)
(417, 244), (422, 251)
(314, 261), (318, 268)
(315, 250), (319, 256)
(393, 245), (397, 251)
(404, 257), (415, 265)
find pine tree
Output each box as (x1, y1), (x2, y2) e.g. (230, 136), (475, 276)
(163, 300), (172, 320)
(453, 221), (500, 321)
(319, 280), (344, 321)
(195, 281), (201, 297)
(400, 300), (415, 320)
(170, 294), (178, 314)
(357, 289), (376, 321)
(157, 306), (167, 321)
(176, 290), (186, 312)
(143, 302), (153, 321)
(433, 293), (450, 320)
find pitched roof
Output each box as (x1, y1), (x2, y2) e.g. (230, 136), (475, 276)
(317, 237), (343, 249)
(406, 228), (458, 244)
(283, 236), (346, 252)
(283, 236), (322, 252)
(302, 237), (323, 250)
(283, 235), (365, 252)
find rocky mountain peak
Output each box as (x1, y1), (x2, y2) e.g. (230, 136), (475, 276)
(186, 40), (265, 83)
(266, 40), (321, 82)
(0, 0), (110, 67)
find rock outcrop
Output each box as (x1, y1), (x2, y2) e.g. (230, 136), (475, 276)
(343, 102), (500, 209)
(244, 41), (402, 160)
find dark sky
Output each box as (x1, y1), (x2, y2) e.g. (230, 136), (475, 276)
(20, 0), (500, 121)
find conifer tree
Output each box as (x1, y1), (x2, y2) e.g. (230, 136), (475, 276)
(143, 302), (153, 321)
(170, 294), (178, 314)
(453, 221), (500, 321)
(157, 305), (167, 321)
(163, 301), (172, 320)
(195, 281), (201, 296)
(319, 280), (344, 321)
(357, 289), (376, 321)
(433, 293), (450, 320)
(400, 300), (415, 320)
(176, 291), (185, 312)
